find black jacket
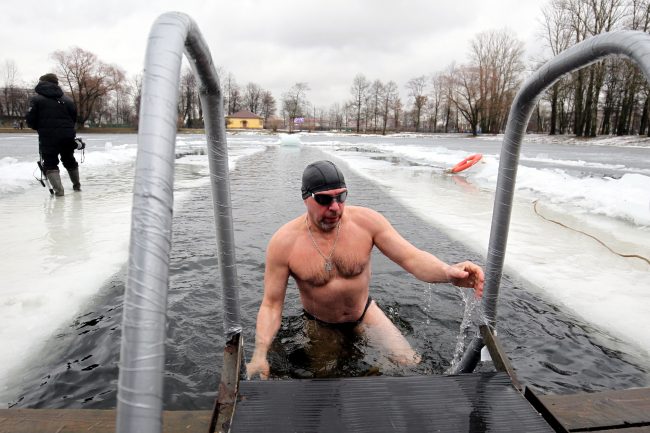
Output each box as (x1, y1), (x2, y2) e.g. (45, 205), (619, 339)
(25, 81), (77, 152)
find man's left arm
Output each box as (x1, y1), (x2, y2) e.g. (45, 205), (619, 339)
(66, 97), (78, 126)
(25, 98), (38, 130)
(370, 209), (484, 296)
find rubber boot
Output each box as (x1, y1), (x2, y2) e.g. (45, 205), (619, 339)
(46, 170), (64, 196)
(67, 167), (81, 191)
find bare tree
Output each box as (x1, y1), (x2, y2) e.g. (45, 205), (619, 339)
(259, 90), (276, 125)
(392, 96), (403, 132)
(328, 103), (344, 131)
(350, 74), (369, 133)
(111, 79), (136, 126)
(222, 72), (241, 115)
(428, 73), (445, 132)
(604, 0), (647, 135)
(380, 81), (398, 135)
(406, 76), (428, 132)
(629, 0), (650, 134)
(1, 60), (29, 119)
(629, 0), (650, 31)
(52, 47), (126, 128)
(470, 29), (525, 133)
(282, 82), (310, 133)
(560, 0), (626, 136)
(313, 105), (327, 131)
(130, 74), (143, 127)
(243, 82), (263, 114)
(439, 64), (457, 133)
(451, 65), (481, 135)
(179, 67), (199, 128)
(368, 80), (384, 133)
(541, 0), (574, 134)
(343, 102), (356, 130)
(587, 0), (625, 136)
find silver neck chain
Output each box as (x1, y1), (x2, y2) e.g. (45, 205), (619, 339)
(305, 216), (341, 272)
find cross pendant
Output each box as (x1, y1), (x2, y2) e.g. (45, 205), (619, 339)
(325, 261), (333, 272)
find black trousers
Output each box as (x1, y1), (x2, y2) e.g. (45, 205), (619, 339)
(41, 138), (78, 172)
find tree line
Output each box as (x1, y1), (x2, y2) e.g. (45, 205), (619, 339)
(2, 0), (650, 137)
(313, 0), (650, 137)
(539, 0), (650, 136)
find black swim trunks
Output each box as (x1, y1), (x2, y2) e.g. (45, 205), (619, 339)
(303, 297), (373, 331)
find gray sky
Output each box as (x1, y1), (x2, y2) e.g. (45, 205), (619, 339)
(1, 0), (548, 107)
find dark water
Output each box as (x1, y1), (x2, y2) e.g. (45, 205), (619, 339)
(7, 145), (649, 409)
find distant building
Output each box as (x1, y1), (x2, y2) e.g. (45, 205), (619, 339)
(226, 110), (263, 129)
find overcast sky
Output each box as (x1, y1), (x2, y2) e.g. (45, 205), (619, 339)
(1, 0), (548, 108)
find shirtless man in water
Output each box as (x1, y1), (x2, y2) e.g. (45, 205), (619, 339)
(246, 160), (484, 379)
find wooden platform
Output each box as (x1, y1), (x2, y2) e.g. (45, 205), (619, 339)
(2, 385), (650, 432)
(536, 387), (650, 432)
(0, 409), (211, 433)
(230, 372), (553, 432)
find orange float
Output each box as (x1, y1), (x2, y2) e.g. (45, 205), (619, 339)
(450, 153), (482, 173)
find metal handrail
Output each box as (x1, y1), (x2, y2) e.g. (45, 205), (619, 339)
(115, 12), (242, 433)
(452, 30), (650, 374)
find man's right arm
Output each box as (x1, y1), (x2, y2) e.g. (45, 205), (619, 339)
(367, 207), (484, 296)
(246, 232), (290, 379)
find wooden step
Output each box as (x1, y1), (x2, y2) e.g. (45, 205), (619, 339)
(537, 387), (650, 432)
(230, 372), (553, 432)
(0, 409), (211, 433)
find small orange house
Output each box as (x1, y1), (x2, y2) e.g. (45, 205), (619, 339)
(226, 110), (264, 129)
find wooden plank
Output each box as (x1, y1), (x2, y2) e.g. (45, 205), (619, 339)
(524, 387), (569, 433)
(604, 427), (650, 433)
(538, 387), (650, 431)
(211, 333), (243, 433)
(0, 409), (212, 433)
(480, 325), (523, 392)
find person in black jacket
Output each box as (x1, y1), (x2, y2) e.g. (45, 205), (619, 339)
(26, 73), (81, 196)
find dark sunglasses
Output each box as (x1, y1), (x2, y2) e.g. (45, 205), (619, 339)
(311, 190), (348, 206)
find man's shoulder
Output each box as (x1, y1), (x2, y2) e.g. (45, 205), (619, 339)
(347, 205), (384, 221)
(271, 215), (304, 240)
(29, 93), (46, 104)
(346, 206), (390, 235)
(61, 95), (75, 105)
(29, 92), (65, 106)
(267, 215), (304, 257)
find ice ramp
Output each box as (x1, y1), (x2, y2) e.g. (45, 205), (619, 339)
(227, 372), (553, 432)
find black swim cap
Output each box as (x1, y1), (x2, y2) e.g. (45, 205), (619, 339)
(301, 160), (346, 199)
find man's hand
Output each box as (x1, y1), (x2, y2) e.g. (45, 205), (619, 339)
(447, 261), (484, 297)
(246, 354), (270, 380)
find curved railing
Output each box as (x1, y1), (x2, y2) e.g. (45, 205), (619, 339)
(115, 12), (241, 433)
(116, 14), (650, 429)
(452, 30), (650, 373)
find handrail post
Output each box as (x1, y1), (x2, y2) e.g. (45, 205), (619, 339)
(116, 12), (241, 433)
(452, 31), (650, 374)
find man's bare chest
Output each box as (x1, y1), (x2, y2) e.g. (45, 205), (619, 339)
(289, 235), (372, 286)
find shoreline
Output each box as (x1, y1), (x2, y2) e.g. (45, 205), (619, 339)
(2, 126), (650, 140)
